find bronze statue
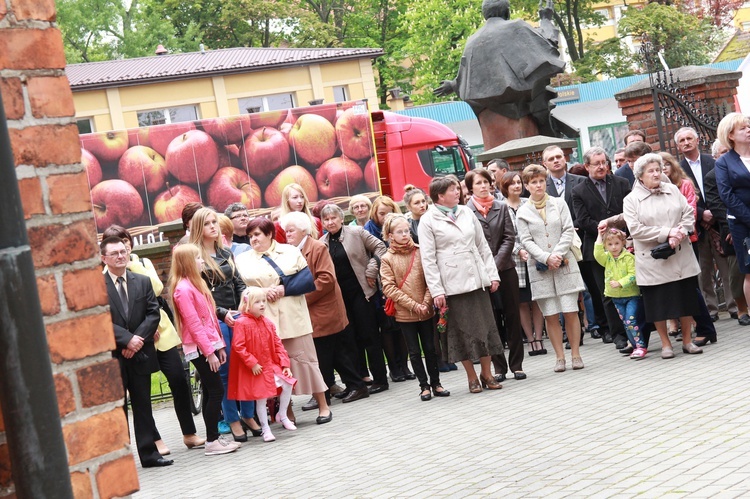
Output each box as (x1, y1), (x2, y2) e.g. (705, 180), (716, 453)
(435, 0), (565, 148)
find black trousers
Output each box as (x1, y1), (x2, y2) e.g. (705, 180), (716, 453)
(313, 327), (366, 391)
(491, 267), (524, 374)
(153, 346), (196, 440)
(579, 260), (626, 342)
(398, 319), (440, 389)
(342, 287), (388, 386)
(376, 300), (410, 376)
(190, 354), (224, 442)
(119, 358), (161, 466)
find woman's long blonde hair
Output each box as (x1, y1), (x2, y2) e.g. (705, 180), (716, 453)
(659, 152), (692, 189)
(189, 207), (234, 282)
(280, 183), (318, 238)
(168, 244), (216, 334)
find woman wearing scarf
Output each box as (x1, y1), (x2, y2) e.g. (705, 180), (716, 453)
(623, 153), (702, 359)
(419, 175), (504, 393)
(516, 165), (586, 373)
(465, 169), (526, 381)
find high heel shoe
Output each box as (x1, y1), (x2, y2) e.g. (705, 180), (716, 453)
(692, 336), (717, 347)
(537, 339), (548, 355)
(240, 418), (263, 437)
(468, 379), (483, 393)
(479, 375), (502, 390)
(528, 340), (540, 356)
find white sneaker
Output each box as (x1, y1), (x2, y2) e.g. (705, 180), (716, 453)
(205, 436), (240, 455)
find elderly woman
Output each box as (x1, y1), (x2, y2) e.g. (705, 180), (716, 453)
(516, 165), (585, 373)
(319, 204), (390, 394)
(234, 217), (332, 423)
(419, 175), (503, 393)
(623, 153), (703, 358)
(280, 212), (370, 407)
(715, 113), (750, 309)
(465, 169), (525, 381)
(348, 195), (373, 227)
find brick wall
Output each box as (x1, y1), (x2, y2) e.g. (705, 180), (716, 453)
(0, 0), (140, 497)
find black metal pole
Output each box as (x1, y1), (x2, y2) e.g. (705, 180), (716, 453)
(0, 91), (74, 496)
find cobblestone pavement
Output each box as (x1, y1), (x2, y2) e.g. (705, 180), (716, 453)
(134, 314), (750, 498)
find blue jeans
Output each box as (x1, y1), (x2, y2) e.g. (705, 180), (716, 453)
(612, 297), (645, 349)
(583, 288), (598, 331)
(219, 321), (255, 423)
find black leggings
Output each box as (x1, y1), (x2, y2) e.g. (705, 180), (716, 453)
(153, 346), (197, 440)
(191, 354), (224, 442)
(398, 319), (440, 389)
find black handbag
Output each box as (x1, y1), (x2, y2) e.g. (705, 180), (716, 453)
(650, 241), (675, 260)
(262, 255), (316, 296)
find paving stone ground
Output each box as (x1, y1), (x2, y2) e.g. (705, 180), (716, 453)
(133, 314), (750, 498)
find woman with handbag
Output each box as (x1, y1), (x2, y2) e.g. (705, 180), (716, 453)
(623, 153), (703, 359)
(380, 214), (450, 401)
(235, 216), (332, 424)
(516, 165), (586, 373)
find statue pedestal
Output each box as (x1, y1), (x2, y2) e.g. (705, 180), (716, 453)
(476, 135), (577, 171)
(478, 110), (540, 151)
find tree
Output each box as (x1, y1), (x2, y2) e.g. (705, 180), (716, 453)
(572, 37), (637, 81)
(674, 0), (745, 28)
(617, 2), (721, 68)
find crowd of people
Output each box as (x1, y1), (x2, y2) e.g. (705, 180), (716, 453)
(101, 114), (750, 467)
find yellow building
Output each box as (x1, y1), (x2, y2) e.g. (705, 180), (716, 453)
(66, 46), (383, 133)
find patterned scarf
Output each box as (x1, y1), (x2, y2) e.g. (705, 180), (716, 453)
(471, 195), (495, 218)
(388, 239), (415, 255)
(531, 193), (549, 223)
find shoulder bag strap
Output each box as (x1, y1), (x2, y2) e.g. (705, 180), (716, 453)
(398, 250), (417, 289)
(261, 254), (286, 278)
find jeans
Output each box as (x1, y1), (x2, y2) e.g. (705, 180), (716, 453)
(612, 296), (645, 349)
(219, 321), (255, 423)
(583, 288), (598, 330)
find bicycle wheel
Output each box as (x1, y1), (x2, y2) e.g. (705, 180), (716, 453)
(187, 364), (203, 415)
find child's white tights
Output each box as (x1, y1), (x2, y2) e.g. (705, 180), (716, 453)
(256, 381), (295, 436)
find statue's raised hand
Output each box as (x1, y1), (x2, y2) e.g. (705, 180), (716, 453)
(539, 0), (554, 21)
(434, 80), (456, 97)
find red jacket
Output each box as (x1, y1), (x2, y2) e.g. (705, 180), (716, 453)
(227, 313), (295, 401)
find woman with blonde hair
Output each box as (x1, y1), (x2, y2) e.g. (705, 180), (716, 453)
(660, 152), (698, 245)
(169, 244), (238, 456)
(217, 214), (250, 256)
(189, 208), (261, 441)
(364, 195), (402, 243)
(275, 183), (322, 242)
(348, 195), (373, 227)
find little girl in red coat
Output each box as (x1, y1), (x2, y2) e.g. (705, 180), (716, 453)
(228, 287), (296, 442)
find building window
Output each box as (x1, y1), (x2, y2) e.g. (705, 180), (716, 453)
(742, 21), (750, 31)
(238, 93), (295, 114)
(333, 85), (349, 103)
(588, 122), (630, 159)
(137, 105), (198, 127)
(77, 118), (94, 134)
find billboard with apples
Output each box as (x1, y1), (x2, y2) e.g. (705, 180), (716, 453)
(80, 100), (379, 233)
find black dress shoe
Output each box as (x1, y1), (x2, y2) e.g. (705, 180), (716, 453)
(614, 340), (628, 350)
(731, 311), (739, 320)
(494, 373), (506, 383)
(368, 383), (389, 394)
(590, 330), (602, 339)
(602, 332), (614, 344)
(232, 432), (248, 443)
(316, 411), (333, 424)
(514, 371), (527, 380)
(143, 457), (174, 468)
(333, 390), (350, 399)
(342, 386), (370, 403)
(404, 372), (416, 380)
(389, 373), (407, 382)
(692, 336), (717, 347)
(711, 314), (719, 322)
(619, 345), (634, 354)
(301, 396), (319, 411)
(739, 314), (750, 326)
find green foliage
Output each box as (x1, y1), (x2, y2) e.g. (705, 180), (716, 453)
(617, 3), (721, 68)
(572, 37), (636, 81)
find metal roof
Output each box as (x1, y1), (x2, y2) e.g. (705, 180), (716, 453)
(66, 47), (384, 90)
(396, 101), (476, 123)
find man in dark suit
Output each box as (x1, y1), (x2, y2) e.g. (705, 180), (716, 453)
(572, 147), (630, 349)
(543, 145), (586, 219)
(676, 127), (736, 320)
(100, 236), (172, 468)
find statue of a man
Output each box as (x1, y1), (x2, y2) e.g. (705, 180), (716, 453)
(435, 0), (565, 147)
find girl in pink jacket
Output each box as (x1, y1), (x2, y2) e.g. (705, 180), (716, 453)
(169, 244), (239, 456)
(229, 287), (296, 443)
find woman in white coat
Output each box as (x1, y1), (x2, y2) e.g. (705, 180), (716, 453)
(419, 175), (503, 393)
(517, 165), (585, 373)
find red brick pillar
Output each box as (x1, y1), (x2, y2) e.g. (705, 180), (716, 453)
(615, 67), (741, 149)
(0, 0), (141, 497)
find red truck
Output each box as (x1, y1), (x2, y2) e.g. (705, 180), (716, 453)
(79, 100), (473, 232)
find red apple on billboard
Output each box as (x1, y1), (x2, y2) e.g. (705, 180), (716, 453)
(81, 148), (102, 187)
(250, 110), (286, 130)
(289, 114), (336, 168)
(153, 183), (202, 224)
(279, 122), (292, 144)
(207, 167), (262, 212)
(128, 128), (151, 148)
(165, 130), (220, 185)
(148, 122), (196, 157)
(83, 130), (129, 163)
(335, 108), (373, 161)
(315, 157), (364, 198)
(290, 104), (337, 125)
(91, 179), (144, 230)
(118, 145), (168, 194)
(264, 165), (318, 207)
(200, 115), (253, 145)
(364, 157), (379, 191)
(239, 127), (290, 180)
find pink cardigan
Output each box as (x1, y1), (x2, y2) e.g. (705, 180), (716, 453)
(678, 179), (699, 243)
(173, 278), (225, 358)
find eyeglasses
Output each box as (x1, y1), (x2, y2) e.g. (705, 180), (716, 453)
(230, 213), (249, 220)
(589, 162), (608, 167)
(392, 230), (411, 236)
(105, 250), (128, 257)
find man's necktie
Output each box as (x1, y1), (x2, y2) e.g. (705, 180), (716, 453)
(117, 276), (129, 318)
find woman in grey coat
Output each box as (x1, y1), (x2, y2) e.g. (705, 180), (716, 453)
(517, 165), (585, 373)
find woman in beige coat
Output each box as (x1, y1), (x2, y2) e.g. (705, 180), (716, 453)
(419, 175), (503, 394)
(623, 153), (703, 359)
(380, 214), (450, 401)
(516, 165), (585, 373)
(235, 217), (332, 424)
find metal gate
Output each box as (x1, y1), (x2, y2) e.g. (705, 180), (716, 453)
(641, 42), (728, 156)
